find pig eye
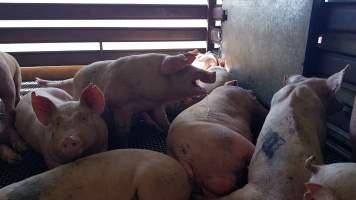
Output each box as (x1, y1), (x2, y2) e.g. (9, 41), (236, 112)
(55, 121), (60, 126)
(80, 116), (87, 121)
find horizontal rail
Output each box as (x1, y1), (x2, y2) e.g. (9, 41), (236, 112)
(21, 65), (83, 81)
(12, 49), (205, 67)
(0, 3), (207, 20)
(323, 4), (356, 33)
(0, 28), (206, 43)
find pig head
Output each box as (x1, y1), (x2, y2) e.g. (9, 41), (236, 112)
(191, 51), (218, 70)
(15, 85), (108, 168)
(304, 156), (356, 200)
(217, 68), (347, 200)
(166, 66), (233, 118)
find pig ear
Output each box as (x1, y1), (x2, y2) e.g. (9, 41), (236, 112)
(224, 80), (238, 86)
(161, 54), (189, 75)
(80, 84), (105, 114)
(327, 65), (349, 94)
(304, 183), (335, 200)
(31, 92), (56, 126)
(286, 74), (305, 85)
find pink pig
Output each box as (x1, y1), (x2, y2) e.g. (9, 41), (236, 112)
(0, 52), (27, 163)
(37, 52), (216, 147)
(167, 81), (268, 198)
(304, 156), (356, 200)
(213, 68), (346, 200)
(15, 85), (108, 168)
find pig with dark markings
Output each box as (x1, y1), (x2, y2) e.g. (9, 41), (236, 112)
(167, 81), (268, 198)
(211, 68), (347, 200)
(15, 85), (108, 168)
(0, 149), (191, 200)
(0, 52), (27, 163)
(304, 156), (356, 200)
(36, 52), (216, 147)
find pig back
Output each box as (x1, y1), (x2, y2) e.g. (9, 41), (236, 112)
(248, 86), (325, 199)
(0, 149), (191, 200)
(15, 88), (73, 153)
(72, 60), (113, 99)
(173, 86), (259, 139)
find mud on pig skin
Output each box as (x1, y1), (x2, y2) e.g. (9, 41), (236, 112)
(303, 156), (356, 200)
(0, 149), (191, 200)
(167, 81), (268, 198)
(213, 68), (347, 200)
(15, 85), (108, 169)
(0, 52), (27, 163)
(37, 52), (216, 147)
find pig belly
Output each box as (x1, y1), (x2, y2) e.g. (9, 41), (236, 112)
(168, 122), (253, 197)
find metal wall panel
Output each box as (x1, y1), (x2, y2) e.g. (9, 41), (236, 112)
(221, 0), (313, 105)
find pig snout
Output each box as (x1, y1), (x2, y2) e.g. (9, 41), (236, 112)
(61, 136), (83, 156)
(199, 71), (216, 84)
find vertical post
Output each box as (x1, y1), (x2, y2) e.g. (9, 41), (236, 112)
(207, 0), (216, 51)
(351, 97), (356, 161)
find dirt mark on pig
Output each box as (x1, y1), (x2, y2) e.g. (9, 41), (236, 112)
(261, 132), (286, 159)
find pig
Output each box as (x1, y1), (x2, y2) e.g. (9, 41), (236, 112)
(15, 85), (108, 168)
(192, 51), (218, 70)
(0, 52), (27, 163)
(167, 80), (268, 198)
(0, 149), (191, 200)
(304, 156), (356, 200)
(36, 52), (216, 147)
(166, 66), (234, 118)
(211, 68), (347, 200)
(350, 97), (356, 161)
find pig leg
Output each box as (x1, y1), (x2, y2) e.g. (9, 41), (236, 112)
(112, 108), (133, 148)
(0, 144), (21, 163)
(36, 78), (74, 96)
(148, 106), (170, 133)
(1, 80), (27, 152)
(141, 112), (164, 132)
(6, 126), (27, 152)
(1, 75), (16, 123)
